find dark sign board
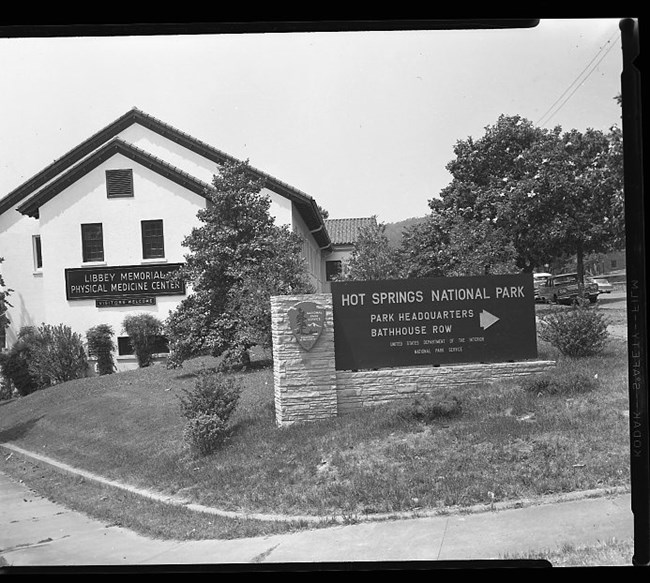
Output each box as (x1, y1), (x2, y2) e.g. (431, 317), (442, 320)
(331, 274), (537, 371)
(65, 263), (185, 301)
(96, 297), (156, 308)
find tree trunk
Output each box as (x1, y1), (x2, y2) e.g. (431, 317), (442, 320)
(576, 240), (586, 300)
(576, 240), (584, 284)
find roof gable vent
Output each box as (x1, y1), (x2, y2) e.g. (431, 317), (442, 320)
(106, 168), (133, 197)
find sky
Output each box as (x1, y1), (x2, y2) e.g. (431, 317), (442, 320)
(0, 19), (627, 224)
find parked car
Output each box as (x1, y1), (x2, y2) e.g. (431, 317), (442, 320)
(587, 276), (614, 294)
(537, 272), (599, 304)
(533, 273), (552, 302)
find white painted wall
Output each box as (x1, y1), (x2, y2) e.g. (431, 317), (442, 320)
(121, 125), (293, 227)
(292, 208), (325, 292)
(33, 153), (207, 368)
(0, 209), (45, 345)
(267, 188), (293, 227)
(0, 123), (327, 366)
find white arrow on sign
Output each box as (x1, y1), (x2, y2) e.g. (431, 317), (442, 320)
(479, 310), (500, 330)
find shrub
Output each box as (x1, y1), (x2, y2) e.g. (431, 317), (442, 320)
(122, 313), (163, 368)
(182, 414), (230, 457)
(0, 324), (88, 393)
(398, 393), (463, 424)
(0, 326), (42, 396)
(523, 370), (599, 396)
(537, 304), (609, 357)
(0, 371), (12, 401)
(86, 324), (116, 375)
(28, 324), (88, 386)
(178, 370), (242, 455)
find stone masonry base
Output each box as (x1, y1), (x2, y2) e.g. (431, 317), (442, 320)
(336, 360), (556, 415)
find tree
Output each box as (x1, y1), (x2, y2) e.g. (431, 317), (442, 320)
(0, 257), (12, 338)
(499, 123), (624, 281)
(545, 126), (624, 283)
(400, 212), (452, 278)
(343, 217), (404, 280)
(403, 114), (624, 281)
(400, 209), (518, 277)
(444, 220), (518, 276)
(430, 115), (562, 273)
(165, 160), (313, 368)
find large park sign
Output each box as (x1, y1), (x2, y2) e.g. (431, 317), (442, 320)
(331, 274), (537, 370)
(271, 274), (553, 426)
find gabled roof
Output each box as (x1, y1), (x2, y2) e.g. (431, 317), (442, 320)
(1, 107), (331, 249)
(16, 138), (214, 218)
(324, 217), (377, 246)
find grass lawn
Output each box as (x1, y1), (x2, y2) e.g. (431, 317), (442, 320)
(0, 301), (633, 543)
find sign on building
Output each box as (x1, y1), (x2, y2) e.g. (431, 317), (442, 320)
(331, 274), (537, 370)
(65, 263), (185, 301)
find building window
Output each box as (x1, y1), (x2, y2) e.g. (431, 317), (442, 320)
(118, 335), (169, 356)
(81, 223), (104, 262)
(32, 235), (43, 270)
(326, 260), (343, 281)
(141, 220), (165, 259)
(106, 169), (134, 198)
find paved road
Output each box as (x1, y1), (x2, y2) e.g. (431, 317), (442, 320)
(597, 289), (628, 310)
(0, 465), (636, 569)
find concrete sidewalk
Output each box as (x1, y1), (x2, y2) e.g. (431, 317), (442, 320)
(0, 467), (636, 569)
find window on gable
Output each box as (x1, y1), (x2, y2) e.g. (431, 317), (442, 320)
(106, 169), (134, 198)
(32, 235), (43, 270)
(141, 219), (165, 259)
(81, 223), (104, 262)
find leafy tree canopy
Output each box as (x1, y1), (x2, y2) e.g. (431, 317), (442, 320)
(343, 217), (404, 281)
(165, 160), (313, 368)
(402, 114), (624, 281)
(0, 257), (12, 331)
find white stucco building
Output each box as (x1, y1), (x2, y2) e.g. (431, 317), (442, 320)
(0, 108), (332, 369)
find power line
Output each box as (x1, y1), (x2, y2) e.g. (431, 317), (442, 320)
(536, 31), (619, 127)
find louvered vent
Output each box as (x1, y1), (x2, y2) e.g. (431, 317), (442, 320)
(106, 169), (134, 197)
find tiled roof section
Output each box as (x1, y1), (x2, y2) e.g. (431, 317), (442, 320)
(324, 217), (377, 246)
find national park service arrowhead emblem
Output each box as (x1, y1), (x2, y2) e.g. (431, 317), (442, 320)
(288, 301), (325, 351)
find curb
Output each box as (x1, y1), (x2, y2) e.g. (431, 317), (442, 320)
(0, 442), (631, 526)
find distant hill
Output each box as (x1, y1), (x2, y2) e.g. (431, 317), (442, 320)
(383, 216), (427, 248)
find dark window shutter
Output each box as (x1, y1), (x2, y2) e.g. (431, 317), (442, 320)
(106, 169), (134, 197)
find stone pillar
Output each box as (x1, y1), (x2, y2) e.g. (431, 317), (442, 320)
(271, 294), (337, 426)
